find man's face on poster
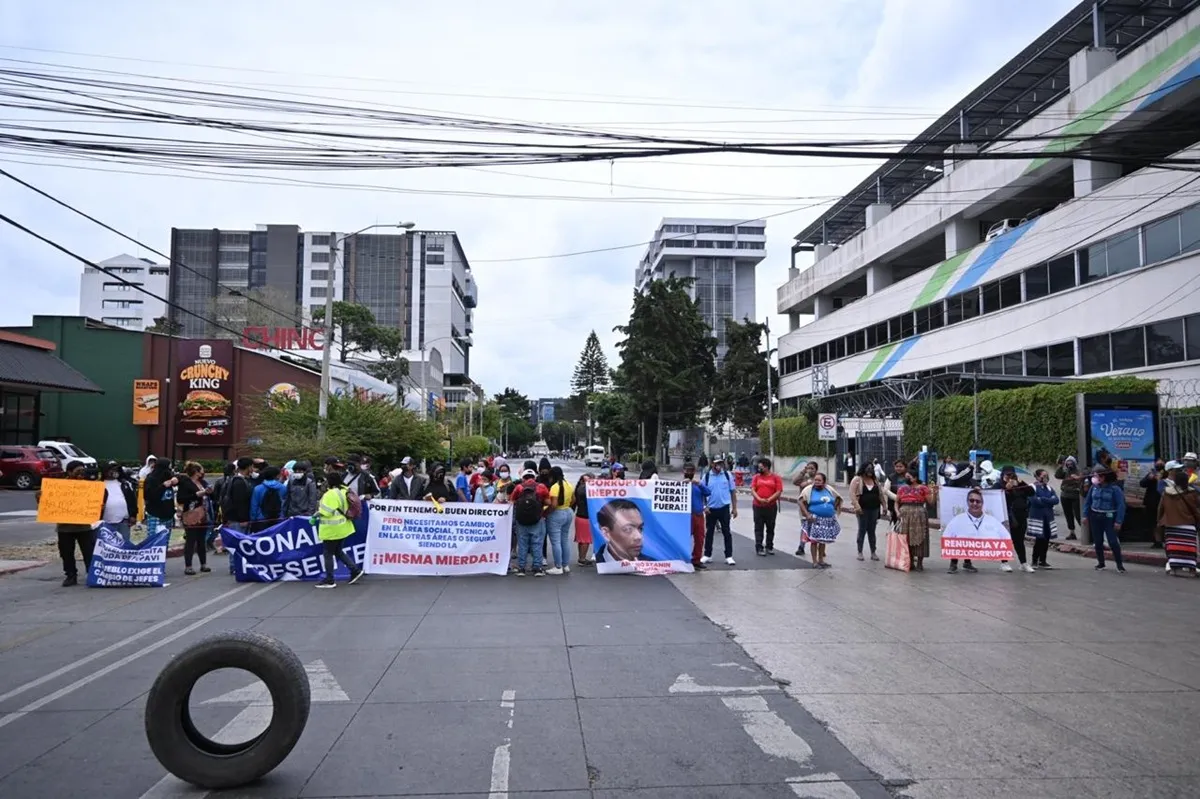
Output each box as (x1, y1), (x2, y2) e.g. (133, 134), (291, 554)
(602, 505), (644, 561)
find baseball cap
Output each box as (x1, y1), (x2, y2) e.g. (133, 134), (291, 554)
(1185, 452), (1198, 461)
(324, 456), (346, 469)
(400, 456), (413, 465)
(1165, 460), (1183, 470)
(521, 468), (537, 479)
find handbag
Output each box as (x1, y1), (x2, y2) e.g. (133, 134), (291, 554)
(885, 529), (911, 572)
(181, 504), (208, 528)
(1027, 517), (1058, 540)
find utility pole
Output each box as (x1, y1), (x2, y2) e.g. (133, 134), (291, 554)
(318, 230), (337, 441)
(765, 318), (776, 465)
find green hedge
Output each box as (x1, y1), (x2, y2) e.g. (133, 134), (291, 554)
(760, 417), (823, 457)
(901, 376), (1158, 463)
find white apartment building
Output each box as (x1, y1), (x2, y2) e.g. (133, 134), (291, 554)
(777, 0), (1200, 423)
(636, 218), (765, 362)
(79, 254), (169, 330)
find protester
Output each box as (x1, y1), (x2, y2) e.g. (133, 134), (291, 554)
(544, 465), (575, 575)
(572, 472), (595, 566)
(639, 460), (659, 481)
(455, 458), (474, 502)
(1000, 466), (1036, 573)
(1083, 465), (1126, 572)
(177, 462), (211, 575)
(37, 459), (96, 587)
(348, 456), (380, 500)
(750, 458), (783, 556)
(312, 457), (364, 589)
(850, 463), (888, 561)
(494, 463), (514, 501)
(1158, 467), (1200, 576)
(285, 460), (320, 517)
(510, 468), (550, 576)
(100, 460), (138, 543)
(792, 460), (820, 557)
(387, 457), (426, 500)
(800, 472), (842, 569)
(143, 458), (179, 537)
(136, 455), (157, 481)
(701, 457), (737, 566)
(1029, 469), (1059, 569)
(250, 466), (288, 532)
(220, 457), (254, 532)
(1055, 456), (1083, 540)
(896, 471), (935, 572)
(474, 469), (498, 503)
(684, 462), (711, 570)
(424, 463), (456, 503)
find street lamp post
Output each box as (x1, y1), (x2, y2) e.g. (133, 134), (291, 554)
(765, 319), (776, 465)
(319, 221), (415, 440)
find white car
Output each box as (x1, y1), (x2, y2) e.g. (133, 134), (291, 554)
(38, 440), (98, 474)
(984, 219), (1021, 241)
(584, 446), (606, 468)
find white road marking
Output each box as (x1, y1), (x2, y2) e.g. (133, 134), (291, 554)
(139, 656), (349, 799)
(669, 672), (780, 695)
(0, 584), (254, 706)
(0, 582), (280, 729)
(721, 696), (813, 765)
(489, 688), (516, 799)
(788, 779), (863, 798)
(0, 510), (37, 517)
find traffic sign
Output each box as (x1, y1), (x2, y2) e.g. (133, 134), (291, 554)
(817, 413), (838, 441)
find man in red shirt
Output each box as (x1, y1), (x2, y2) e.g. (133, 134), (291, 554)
(509, 468), (551, 576)
(751, 458), (784, 555)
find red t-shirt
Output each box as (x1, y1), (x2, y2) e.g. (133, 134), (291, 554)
(751, 473), (783, 507)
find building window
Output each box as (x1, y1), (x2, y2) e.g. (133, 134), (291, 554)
(895, 312), (914, 339)
(1146, 318), (1186, 365)
(427, 241), (445, 251)
(736, 226), (764, 235)
(311, 234), (330, 246)
(832, 337), (846, 359)
(1081, 243), (1105, 284)
(981, 281), (1001, 314)
(1047, 254), (1076, 293)
(1106, 229), (1141, 276)
(311, 251), (330, 263)
(1144, 215), (1181, 264)
(1024, 263), (1049, 300)
(1110, 326), (1145, 371)
(1079, 334), (1111, 375)
(998, 274), (1021, 308)
(311, 286), (328, 298)
(1048, 341), (1075, 377)
(1025, 346), (1049, 376)
(1182, 207), (1200, 254)
(736, 241), (764, 249)
(310, 269), (330, 281)
(982, 356), (1003, 375)
(1002, 351), (1023, 376)
(427, 254), (445, 265)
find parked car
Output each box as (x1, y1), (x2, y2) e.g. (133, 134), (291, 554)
(0, 446), (65, 490)
(37, 440), (98, 475)
(985, 218), (1021, 241)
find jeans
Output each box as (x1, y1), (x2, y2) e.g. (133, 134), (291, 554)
(753, 504), (778, 551)
(322, 538), (358, 581)
(515, 519), (546, 570)
(105, 521), (132, 543)
(1090, 513), (1124, 568)
(705, 505), (733, 558)
(856, 506), (880, 554)
(58, 529), (96, 578)
(546, 509), (574, 568)
(690, 513), (705, 563)
(183, 527), (208, 568)
(1061, 497), (1081, 532)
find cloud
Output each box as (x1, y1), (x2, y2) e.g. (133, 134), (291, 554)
(0, 0), (1078, 400)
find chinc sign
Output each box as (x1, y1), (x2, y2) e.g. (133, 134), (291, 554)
(241, 326), (326, 350)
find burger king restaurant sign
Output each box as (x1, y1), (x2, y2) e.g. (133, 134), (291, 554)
(176, 340), (235, 445)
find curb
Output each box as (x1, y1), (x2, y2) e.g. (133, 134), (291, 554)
(0, 560), (48, 576)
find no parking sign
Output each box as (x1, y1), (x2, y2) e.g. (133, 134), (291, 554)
(818, 413), (838, 441)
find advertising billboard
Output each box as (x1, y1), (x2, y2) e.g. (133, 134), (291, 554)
(175, 340), (234, 445)
(132, 379), (160, 426)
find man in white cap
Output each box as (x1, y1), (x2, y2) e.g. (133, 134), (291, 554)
(388, 456), (427, 500)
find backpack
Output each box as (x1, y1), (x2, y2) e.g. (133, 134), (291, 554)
(220, 475), (246, 517)
(260, 486), (283, 520)
(345, 489), (363, 520)
(286, 475), (311, 515)
(513, 484), (543, 526)
(704, 470), (730, 486)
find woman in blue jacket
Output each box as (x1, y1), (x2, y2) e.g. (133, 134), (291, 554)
(249, 466), (289, 532)
(1028, 468), (1060, 569)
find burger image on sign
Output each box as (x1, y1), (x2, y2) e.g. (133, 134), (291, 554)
(268, 383), (300, 404)
(180, 390), (231, 419)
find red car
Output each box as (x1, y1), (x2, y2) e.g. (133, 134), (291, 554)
(0, 446), (65, 490)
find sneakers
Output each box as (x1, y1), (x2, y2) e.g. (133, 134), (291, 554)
(1000, 563), (1014, 573)
(184, 567), (196, 576)
(795, 545), (806, 557)
(1116, 566), (1126, 573)
(349, 569), (365, 585)
(546, 567), (564, 575)
(755, 549), (766, 557)
(765, 548), (776, 555)
(692, 561), (707, 570)
(1021, 563), (1035, 573)
(948, 564), (958, 574)
(962, 563), (978, 573)
(1038, 562), (1054, 570)
(563, 565), (571, 574)
(725, 557), (736, 566)
(316, 579), (336, 589)
(533, 568), (547, 577)
(515, 569), (527, 577)
(1095, 564), (1106, 571)
(870, 552), (880, 561)
(61, 575), (78, 587)
(199, 565), (211, 573)
(700, 555), (713, 564)
(857, 552), (865, 561)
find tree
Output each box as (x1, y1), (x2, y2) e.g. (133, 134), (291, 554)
(358, 327), (410, 385)
(492, 387), (532, 422)
(710, 319), (776, 435)
(145, 316), (182, 335)
(591, 389), (639, 456)
(615, 277), (717, 463)
(541, 420), (580, 453)
(311, 301), (385, 364)
(502, 417), (536, 452)
(570, 330), (611, 445)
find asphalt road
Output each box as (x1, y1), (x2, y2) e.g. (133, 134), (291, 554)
(0, 489), (48, 547)
(0, 460), (890, 798)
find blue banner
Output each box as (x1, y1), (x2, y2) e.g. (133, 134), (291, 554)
(88, 525), (168, 587)
(220, 512), (369, 582)
(586, 479), (693, 575)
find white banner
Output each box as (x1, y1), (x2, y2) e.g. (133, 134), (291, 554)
(937, 487), (1013, 561)
(364, 499), (510, 576)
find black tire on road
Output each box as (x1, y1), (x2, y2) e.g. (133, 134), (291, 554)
(14, 471), (34, 490)
(144, 630), (311, 790)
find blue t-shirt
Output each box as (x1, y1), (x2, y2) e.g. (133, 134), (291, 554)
(807, 487), (837, 518)
(455, 473), (470, 498)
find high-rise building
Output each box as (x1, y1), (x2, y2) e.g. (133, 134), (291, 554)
(775, 2), (1200, 432)
(79, 254), (169, 331)
(636, 218), (766, 362)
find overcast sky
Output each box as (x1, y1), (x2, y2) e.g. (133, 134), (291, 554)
(0, 0), (1077, 399)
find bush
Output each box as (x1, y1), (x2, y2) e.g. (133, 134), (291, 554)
(761, 417), (823, 457)
(901, 376), (1158, 463)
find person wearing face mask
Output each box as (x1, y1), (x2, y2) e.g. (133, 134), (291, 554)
(38, 460), (99, 586)
(1083, 465), (1127, 572)
(220, 457), (254, 532)
(100, 461), (138, 543)
(1028, 469), (1060, 569)
(388, 457), (427, 500)
(142, 458), (180, 537)
(348, 456), (380, 500)
(751, 458), (783, 556)
(896, 469), (935, 572)
(1140, 459), (1166, 548)
(312, 457), (365, 589)
(791, 460), (820, 557)
(1158, 467), (1200, 576)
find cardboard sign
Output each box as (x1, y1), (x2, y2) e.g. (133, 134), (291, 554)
(132, 379), (160, 425)
(37, 479), (105, 524)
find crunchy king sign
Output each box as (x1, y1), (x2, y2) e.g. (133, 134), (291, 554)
(175, 340), (234, 445)
(241, 326), (326, 351)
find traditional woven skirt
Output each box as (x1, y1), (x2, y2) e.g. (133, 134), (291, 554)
(806, 515), (841, 544)
(897, 503), (930, 558)
(1164, 524), (1198, 572)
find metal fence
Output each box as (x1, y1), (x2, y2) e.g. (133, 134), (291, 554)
(1158, 379), (1200, 459)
